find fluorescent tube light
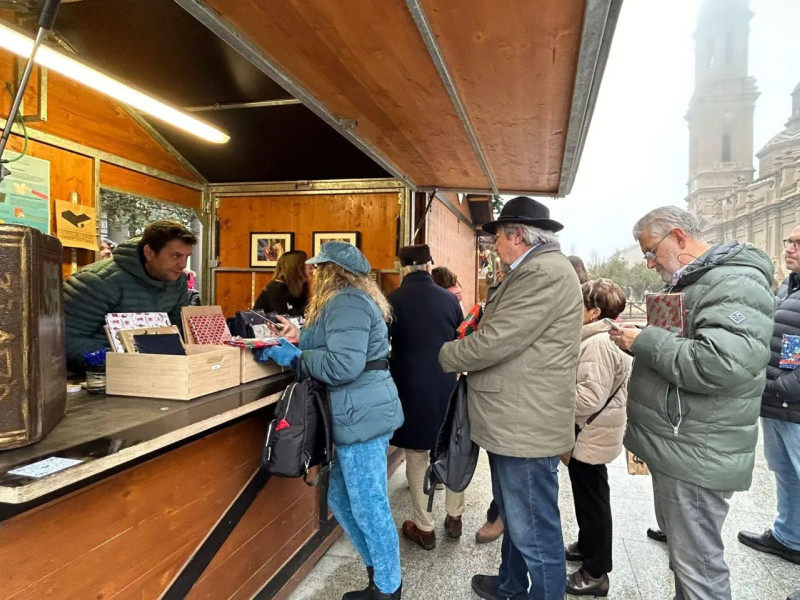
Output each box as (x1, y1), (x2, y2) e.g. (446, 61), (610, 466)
(0, 22), (230, 144)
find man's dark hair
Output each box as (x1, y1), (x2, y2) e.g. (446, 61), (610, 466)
(139, 220), (197, 254)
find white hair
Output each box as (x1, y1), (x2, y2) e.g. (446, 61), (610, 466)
(501, 223), (558, 246)
(632, 206), (704, 240)
(401, 264), (429, 276)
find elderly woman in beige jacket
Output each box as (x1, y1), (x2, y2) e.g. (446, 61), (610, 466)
(564, 279), (632, 597)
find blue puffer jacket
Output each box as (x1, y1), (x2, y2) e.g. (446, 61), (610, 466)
(299, 288), (404, 446)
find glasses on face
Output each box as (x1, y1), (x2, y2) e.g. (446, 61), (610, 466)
(643, 232), (672, 261)
(783, 239), (800, 251)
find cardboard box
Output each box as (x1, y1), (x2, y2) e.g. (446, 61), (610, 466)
(239, 347), (284, 383)
(106, 345), (240, 401)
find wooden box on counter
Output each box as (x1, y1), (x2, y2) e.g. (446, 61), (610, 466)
(239, 348), (284, 383)
(106, 345), (240, 400)
(0, 226), (67, 450)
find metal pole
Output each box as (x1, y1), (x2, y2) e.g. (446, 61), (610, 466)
(0, 27), (48, 162)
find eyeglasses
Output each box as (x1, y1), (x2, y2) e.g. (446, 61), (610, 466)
(783, 239), (800, 251)
(643, 232), (672, 261)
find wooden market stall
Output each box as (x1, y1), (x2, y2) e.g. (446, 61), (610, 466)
(0, 0), (620, 598)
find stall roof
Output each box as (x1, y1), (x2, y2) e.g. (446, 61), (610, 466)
(12, 0), (620, 195)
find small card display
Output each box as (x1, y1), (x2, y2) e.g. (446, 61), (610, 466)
(8, 457), (83, 478)
(780, 334), (800, 369)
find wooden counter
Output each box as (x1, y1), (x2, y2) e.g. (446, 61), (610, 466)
(0, 373), (349, 600)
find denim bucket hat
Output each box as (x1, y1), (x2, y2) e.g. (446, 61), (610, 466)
(306, 241), (371, 275)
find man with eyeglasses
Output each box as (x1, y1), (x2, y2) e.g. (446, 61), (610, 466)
(609, 206), (774, 600)
(737, 229), (800, 589)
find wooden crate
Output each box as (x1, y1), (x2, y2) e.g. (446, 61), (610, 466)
(106, 345), (240, 401)
(239, 348), (285, 383)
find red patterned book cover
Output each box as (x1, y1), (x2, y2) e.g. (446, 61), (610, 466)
(188, 313), (232, 345)
(645, 293), (685, 337)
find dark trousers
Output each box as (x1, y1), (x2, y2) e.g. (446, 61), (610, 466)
(567, 457), (613, 577)
(487, 499), (500, 523)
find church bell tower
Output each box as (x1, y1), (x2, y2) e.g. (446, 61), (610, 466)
(686, 0), (758, 222)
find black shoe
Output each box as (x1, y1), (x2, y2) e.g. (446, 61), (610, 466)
(787, 588), (800, 600)
(566, 568), (609, 597)
(565, 541), (584, 561)
(373, 582), (401, 599)
(646, 527), (667, 543)
(342, 566), (375, 600)
(470, 574), (526, 600)
(738, 529), (800, 565)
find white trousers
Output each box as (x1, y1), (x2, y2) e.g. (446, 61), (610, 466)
(405, 448), (465, 532)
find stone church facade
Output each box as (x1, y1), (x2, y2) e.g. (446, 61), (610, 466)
(686, 0), (800, 281)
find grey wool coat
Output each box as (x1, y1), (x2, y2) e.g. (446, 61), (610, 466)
(438, 243), (583, 458)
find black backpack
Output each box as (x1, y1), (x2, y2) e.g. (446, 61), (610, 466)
(423, 376), (479, 511)
(261, 370), (334, 486)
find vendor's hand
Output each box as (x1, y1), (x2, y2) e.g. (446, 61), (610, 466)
(269, 315), (300, 339)
(609, 324), (640, 352)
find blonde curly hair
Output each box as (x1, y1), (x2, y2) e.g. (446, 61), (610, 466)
(306, 263), (392, 324)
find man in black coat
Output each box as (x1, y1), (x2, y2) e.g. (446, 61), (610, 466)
(738, 227), (800, 570)
(388, 244), (464, 550)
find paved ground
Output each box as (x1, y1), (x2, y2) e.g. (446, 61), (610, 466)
(290, 426), (799, 599)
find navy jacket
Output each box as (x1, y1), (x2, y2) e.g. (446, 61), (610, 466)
(763, 272), (800, 424)
(388, 271), (463, 449)
(299, 288), (404, 446)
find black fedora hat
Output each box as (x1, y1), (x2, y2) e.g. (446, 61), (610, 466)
(482, 196), (563, 235)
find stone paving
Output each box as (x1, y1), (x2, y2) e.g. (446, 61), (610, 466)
(290, 425), (799, 599)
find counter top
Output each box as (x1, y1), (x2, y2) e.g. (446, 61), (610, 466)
(0, 374), (293, 505)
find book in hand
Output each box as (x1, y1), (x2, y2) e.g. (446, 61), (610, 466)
(780, 334), (800, 370)
(645, 292), (685, 336)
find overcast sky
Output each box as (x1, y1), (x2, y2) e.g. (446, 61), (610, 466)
(535, 0), (800, 263)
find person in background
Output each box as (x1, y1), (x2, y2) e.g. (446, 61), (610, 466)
(99, 238), (116, 260)
(439, 196), (582, 600)
(432, 266), (465, 313)
(737, 226), (800, 568)
(563, 279), (632, 597)
(568, 255), (590, 284)
(64, 220), (196, 371)
(184, 268), (201, 306)
(388, 245), (464, 551)
(271, 241), (404, 600)
(253, 250), (311, 317)
(611, 206), (774, 600)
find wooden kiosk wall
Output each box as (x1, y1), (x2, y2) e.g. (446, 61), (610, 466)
(213, 183), (405, 315)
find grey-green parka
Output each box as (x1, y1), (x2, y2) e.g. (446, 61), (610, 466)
(625, 241), (775, 491)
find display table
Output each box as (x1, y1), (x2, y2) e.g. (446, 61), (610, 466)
(0, 375), (292, 505)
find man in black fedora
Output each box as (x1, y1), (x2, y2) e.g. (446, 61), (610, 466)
(387, 244), (465, 551)
(440, 197), (583, 600)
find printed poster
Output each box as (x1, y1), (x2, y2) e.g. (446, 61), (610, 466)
(55, 200), (97, 250)
(0, 151), (50, 234)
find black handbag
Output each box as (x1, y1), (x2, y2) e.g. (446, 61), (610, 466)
(423, 377), (479, 511)
(231, 309), (278, 338)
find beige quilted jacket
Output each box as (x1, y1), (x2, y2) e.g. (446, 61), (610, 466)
(572, 321), (632, 464)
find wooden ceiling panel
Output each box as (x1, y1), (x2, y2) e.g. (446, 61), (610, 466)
(421, 0), (585, 193)
(203, 0), (489, 189)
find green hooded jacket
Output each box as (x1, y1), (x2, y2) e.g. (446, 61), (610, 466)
(63, 238), (190, 371)
(625, 241), (774, 491)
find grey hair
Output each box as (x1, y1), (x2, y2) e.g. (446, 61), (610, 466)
(632, 206), (704, 240)
(501, 223), (558, 246)
(401, 264), (429, 276)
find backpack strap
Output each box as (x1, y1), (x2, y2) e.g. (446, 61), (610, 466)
(578, 375), (627, 433)
(303, 384), (334, 487)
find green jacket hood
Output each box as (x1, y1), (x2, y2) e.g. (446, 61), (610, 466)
(675, 241), (773, 289)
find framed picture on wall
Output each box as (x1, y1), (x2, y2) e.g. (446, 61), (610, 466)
(250, 232), (294, 268)
(312, 231), (361, 256)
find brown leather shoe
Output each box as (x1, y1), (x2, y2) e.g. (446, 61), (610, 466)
(475, 517), (504, 543)
(402, 520), (436, 550)
(566, 568), (609, 597)
(565, 541), (584, 561)
(444, 514), (462, 539)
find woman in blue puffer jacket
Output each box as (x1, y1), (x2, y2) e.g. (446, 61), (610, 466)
(273, 241), (404, 600)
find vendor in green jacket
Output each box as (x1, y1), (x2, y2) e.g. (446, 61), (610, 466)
(63, 220), (197, 371)
(611, 206), (774, 600)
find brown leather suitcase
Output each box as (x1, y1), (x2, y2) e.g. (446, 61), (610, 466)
(0, 225), (67, 450)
